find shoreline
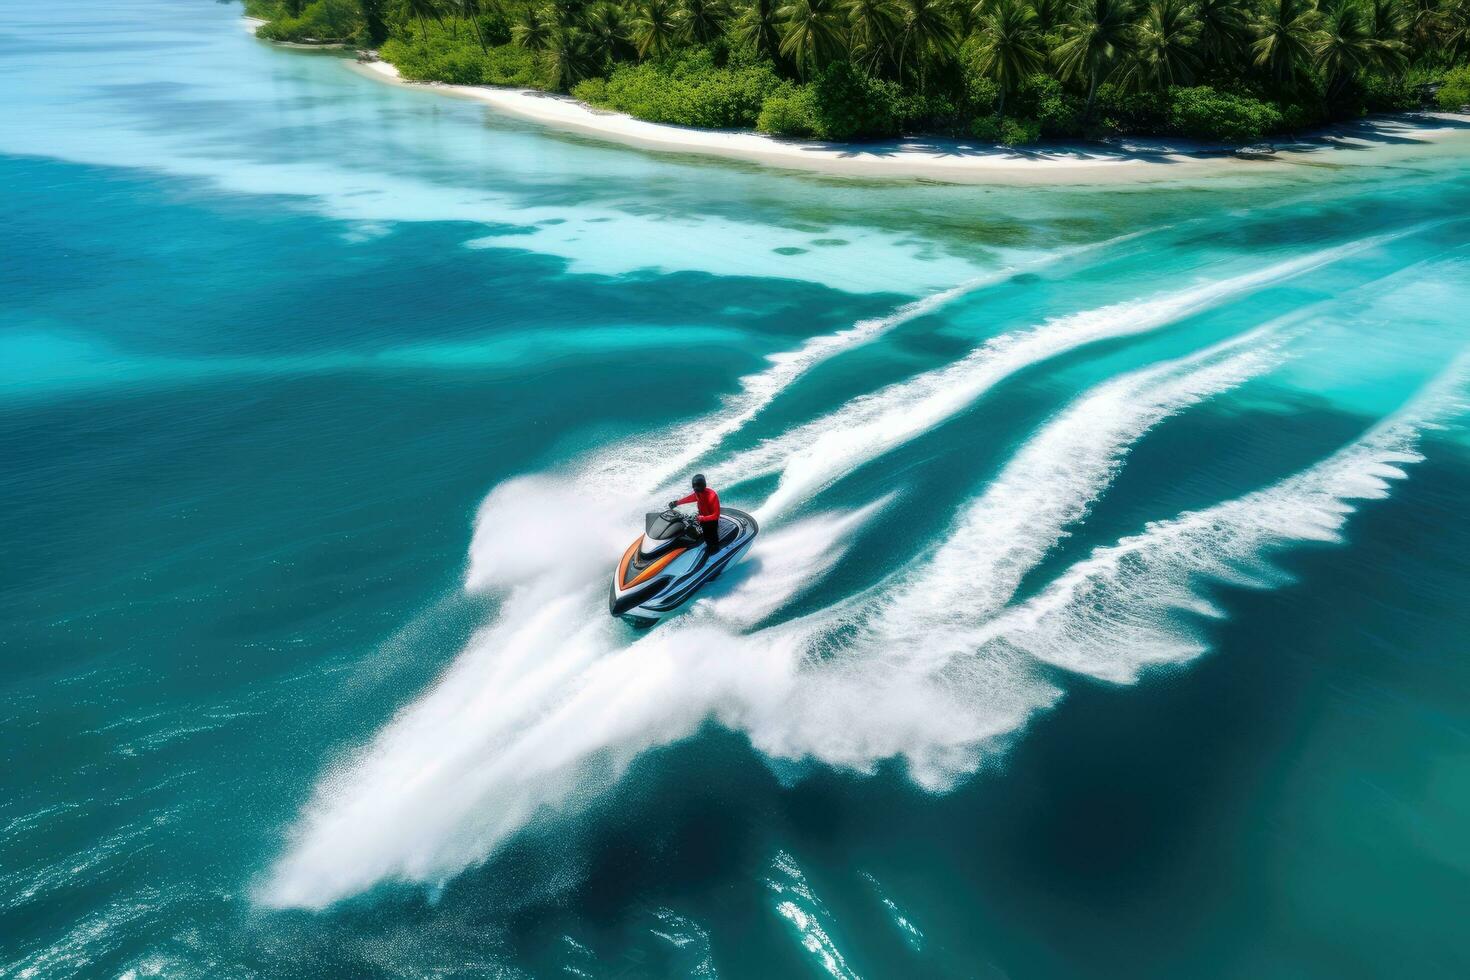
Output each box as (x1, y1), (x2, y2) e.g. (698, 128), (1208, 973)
(308, 39), (1470, 184)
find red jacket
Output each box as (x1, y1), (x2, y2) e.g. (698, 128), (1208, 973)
(676, 488), (720, 523)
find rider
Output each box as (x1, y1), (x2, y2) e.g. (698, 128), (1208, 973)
(669, 474), (721, 555)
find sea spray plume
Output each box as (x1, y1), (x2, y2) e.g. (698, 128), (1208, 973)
(259, 584), (618, 908)
(261, 506), (883, 908)
(714, 228), (1421, 520)
(977, 354), (1470, 684)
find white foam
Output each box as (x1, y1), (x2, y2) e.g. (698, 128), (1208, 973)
(261, 505), (879, 909)
(465, 275), (1003, 592)
(699, 497), (892, 629)
(266, 231), (1444, 908)
(722, 333), (1280, 788)
(861, 333), (1284, 652)
(465, 229), (1161, 593)
(713, 233), (1404, 519)
(975, 361), (1469, 684)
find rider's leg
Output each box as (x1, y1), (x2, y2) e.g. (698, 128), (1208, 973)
(701, 520), (720, 553)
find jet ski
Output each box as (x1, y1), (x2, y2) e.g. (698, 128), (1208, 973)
(608, 507), (758, 627)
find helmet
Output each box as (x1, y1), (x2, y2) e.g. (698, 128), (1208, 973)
(691, 473), (707, 491)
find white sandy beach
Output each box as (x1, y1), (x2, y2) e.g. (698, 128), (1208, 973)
(330, 43), (1470, 184)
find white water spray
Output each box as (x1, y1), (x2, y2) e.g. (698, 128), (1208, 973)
(974, 363), (1469, 683)
(715, 233), (1406, 519)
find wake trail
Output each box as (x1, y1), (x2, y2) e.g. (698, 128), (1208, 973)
(264, 227), (1434, 909)
(260, 503), (885, 909)
(974, 357), (1470, 684)
(464, 279), (989, 592)
(863, 331), (1285, 649)
(464, 231), (1148, 592)
(592, 228), (1165, 496)
(714, 229), (1420, 519)
(728, 330), (1285, 787)
(735, 345), (1468, 791)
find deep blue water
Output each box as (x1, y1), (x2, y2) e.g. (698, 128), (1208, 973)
(4, 2), (1470, 977)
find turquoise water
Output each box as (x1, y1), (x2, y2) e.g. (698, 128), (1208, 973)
(5, 1), (1470, 976)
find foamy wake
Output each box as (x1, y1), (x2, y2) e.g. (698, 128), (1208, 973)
(726, 330), (1285, 788)
(973, 362), (1469, 684)
(464, 230), (1155, 590)
(712, 233), (1401, 518)
(463, 276), (993, 592)
(260, 504), (879, 909)
(259, 333), (1277, 906)
(263, 230), (1452, 909)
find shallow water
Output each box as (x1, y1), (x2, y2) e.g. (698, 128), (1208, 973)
(4, 1), (1470, 977)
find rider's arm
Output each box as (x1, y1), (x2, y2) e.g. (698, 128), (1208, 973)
(674, 493), (697, 506)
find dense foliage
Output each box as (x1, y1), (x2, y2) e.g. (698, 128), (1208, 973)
(1440, 64), (1470, 106)
(250, 0), (1470, 143)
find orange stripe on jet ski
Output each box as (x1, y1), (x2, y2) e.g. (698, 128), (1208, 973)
(623, 545), (687, 589)
(618, 539), (639, 588)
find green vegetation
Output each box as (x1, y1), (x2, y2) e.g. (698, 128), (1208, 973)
(1440, 64), (1470, 106)
(249, 0), (1470, 143)
(247, 0), (383, 43)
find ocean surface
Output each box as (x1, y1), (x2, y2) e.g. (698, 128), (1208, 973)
(5, 2), (1470, 977)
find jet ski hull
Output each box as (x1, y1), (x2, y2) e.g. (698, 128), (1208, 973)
(609, 508), (758, 627)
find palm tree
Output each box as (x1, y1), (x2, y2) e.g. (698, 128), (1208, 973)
(1251, 0), (1320, 90)
(1029, 0), (1066, 30)
(1403, 0), (1442, 58)
(1054, 0), (1138, 117)
(847, 0), (903, 73)
(733, 0), (786, 62)
(895, 0), (960, 90)
(679, 0), (732, 41)
(459, 0), (490, 52)
(402, 0), (446, 38)
(1364, 0), (1410, 68)
(1364, 0), (1404, 42)
(973, 0), (1046, 114)
(1441, 0), (1470, 61)
(585, 1), (633, 58)
(512, 4), (553, 48)
(1313, 0), (1377, 99)
(1124, 0), (1202, 90)
(631, 0), (682, 57)
(547, 27), (598, 89)
(1193, 0), (1252, 59)
(778, 0), (849, 76)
